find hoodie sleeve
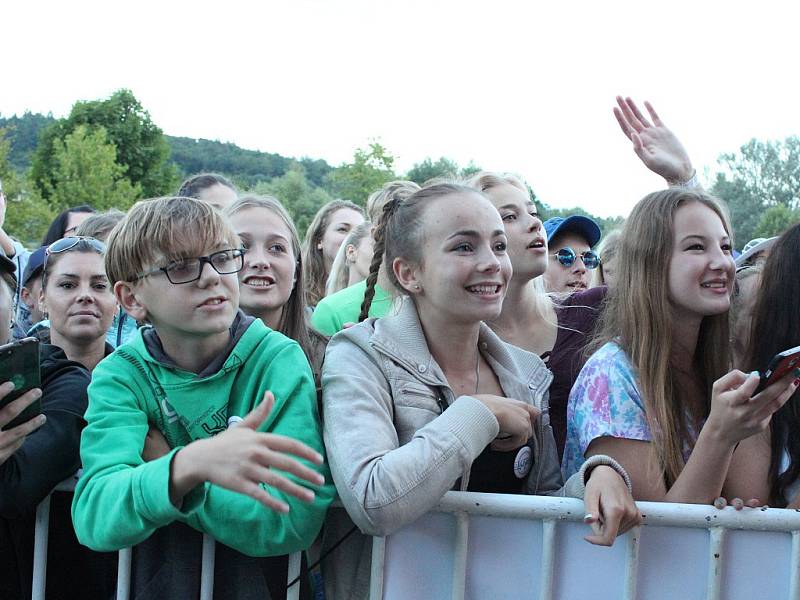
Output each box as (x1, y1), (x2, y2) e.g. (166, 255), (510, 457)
(183, 342), (336, 557)
(71, 353), (207, 552)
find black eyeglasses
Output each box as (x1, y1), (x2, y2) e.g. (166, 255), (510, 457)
(551, 247), (601, 270)
(135, 249), (245, 284)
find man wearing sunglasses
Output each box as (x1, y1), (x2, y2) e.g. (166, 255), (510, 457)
(543, 216), (602, 295)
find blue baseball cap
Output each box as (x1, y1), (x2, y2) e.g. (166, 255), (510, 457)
(22, 246), (47, 286)
(543, 216), (601, 248)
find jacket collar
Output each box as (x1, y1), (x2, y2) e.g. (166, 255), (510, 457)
(369, 297), (552, 399)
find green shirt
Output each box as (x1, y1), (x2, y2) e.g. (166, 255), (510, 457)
(71, 319), (335, 556)
(311, 280), (392, 336)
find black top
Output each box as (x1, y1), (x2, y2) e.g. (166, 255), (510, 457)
(542, 287), (607, 461)
(0, 343), (118, 600)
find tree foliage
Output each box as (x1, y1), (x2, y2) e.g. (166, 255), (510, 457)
(327, 142), (396, 205)
(31, 89), (177, 198)
(405, 156), (482, 185)
(251, 167), (334, 236)
(711, 137), (800, 245)
(44, 125), (142, 212)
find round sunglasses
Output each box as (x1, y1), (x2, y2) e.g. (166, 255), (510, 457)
(551, 247), (601, 270)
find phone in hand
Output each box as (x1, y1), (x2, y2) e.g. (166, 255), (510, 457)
(756, 345), (800, 394)
(0, 337), (42, 430)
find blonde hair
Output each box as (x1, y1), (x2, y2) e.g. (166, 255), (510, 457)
(74, 209), (126, 242)
(325, 221), (372, 296)
(594, 228), (623, 287)
(592, 189), (733, 487)
(466, 171), (555, 322)
(467, 171), (528, 196)
(225, 195), (325, 363)
(105, 196), (239, 285)
(366, 181), (420, 224)
(301, 200), (363, 307)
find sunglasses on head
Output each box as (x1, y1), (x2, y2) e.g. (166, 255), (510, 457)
(551, 247), (601, 270)
(43, 236), (106, 278)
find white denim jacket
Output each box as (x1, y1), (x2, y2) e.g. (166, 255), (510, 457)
(320, 298), (627, 600)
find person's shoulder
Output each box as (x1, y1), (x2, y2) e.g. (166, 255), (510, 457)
(237, 318), (306, 364)
(318, 280), (369, 311)
(560, 285), (606, 309)
(587, 340), (628, 366)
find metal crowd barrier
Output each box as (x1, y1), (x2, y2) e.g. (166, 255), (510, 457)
(370, 491), (800, 600)
(31, 475), (303, 600)
(35, 481), (800, 599)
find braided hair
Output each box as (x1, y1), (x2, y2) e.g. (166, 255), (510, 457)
(357, 183), (485, 322)
(358, 198), (401, 321)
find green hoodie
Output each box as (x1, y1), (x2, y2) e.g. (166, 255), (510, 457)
(71, 318), (335, 557)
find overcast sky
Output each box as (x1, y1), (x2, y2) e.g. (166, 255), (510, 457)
(5, 0), (800, 217)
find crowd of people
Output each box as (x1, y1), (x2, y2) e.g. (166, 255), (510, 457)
(0, 97), (798, 599)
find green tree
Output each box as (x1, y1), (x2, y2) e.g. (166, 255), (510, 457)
(326, 142), (396, 205)
(405, 157), (483, 185)
(251, 167), (334, 236)
(32, 89), (177, 199)
(711, 136), (800, 245)
(754, 204), (800, 239)
(1, 127), (54, 245)
(44, 125), (142, 212)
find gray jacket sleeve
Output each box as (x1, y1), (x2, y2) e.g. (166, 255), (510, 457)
(322, 333), (499, 537)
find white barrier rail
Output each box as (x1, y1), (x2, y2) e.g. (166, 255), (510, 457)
(31, 476), (303, 600)
(372, 491), (800, 600)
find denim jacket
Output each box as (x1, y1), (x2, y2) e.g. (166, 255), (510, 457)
(320, 298), (616, 600)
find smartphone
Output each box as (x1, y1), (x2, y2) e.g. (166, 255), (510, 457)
(756, 345), (800, 394)
(0, 337), (42, 430)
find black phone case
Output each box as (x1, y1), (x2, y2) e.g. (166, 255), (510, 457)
(0, 337), (42, 430)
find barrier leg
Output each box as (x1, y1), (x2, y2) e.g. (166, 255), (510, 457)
(200, 533), (216, 600)
(369, 536), (386, 600)
(451, 512), (469, 600)
(31, 494), (52, 600)
(790, 531), (800, 600)
(705, 527), (726, 600)
(287, 551), (302, 600)
(623, 525), (641, 600)
(539, 519), (556, 600)
(116, 547), (132, 600)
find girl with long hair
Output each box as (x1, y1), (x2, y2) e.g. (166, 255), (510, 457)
(301, 200), (364, 307)
(321, 183), (639, 600)
(724, 222), (800, 507)
(472, 98), (709, 460)
(563, 189), (797, 502)
(224, 195), (327, 388)
(324, 221), (373, 296)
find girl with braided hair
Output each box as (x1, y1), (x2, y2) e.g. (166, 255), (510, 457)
(319, 183), (639, 600)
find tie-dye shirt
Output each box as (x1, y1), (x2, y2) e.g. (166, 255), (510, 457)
(562, 341), (651, 478)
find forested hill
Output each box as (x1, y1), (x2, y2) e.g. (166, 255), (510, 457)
(0, 112), (332, 188)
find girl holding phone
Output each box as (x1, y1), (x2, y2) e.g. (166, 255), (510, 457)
(563, 189), (798, 503)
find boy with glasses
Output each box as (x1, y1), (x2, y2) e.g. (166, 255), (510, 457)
(543, 216), (602, 295)
(71, 196), (334, 597)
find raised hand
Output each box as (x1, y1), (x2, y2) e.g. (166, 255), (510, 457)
(169, 391), (325, 512)
(613, 96), (695, 185)
(473, 394), (540, 452)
